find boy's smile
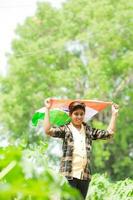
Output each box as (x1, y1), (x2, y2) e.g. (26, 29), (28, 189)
(70, 109), (85, 128)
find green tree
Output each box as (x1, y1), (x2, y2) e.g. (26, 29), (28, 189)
(0, 0), (133, 181)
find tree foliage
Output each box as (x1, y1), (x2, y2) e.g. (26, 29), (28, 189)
(0, 145), (81, 200)
(87, 174), (133, 200)
(0, 0), (133, 181)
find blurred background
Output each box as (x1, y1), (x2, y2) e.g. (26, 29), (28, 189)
(0, 0), (133, 199)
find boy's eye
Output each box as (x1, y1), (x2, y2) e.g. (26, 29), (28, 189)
(74, 112), (84, 116)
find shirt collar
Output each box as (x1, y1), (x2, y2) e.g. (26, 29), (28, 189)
(69, 122), (85, 134)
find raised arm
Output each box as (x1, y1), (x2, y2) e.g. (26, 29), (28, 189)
(43, 98), (66, 138)
(106, 103), (119, 135)
(90, 103), (119, 140)
(43, 98), (53, 135)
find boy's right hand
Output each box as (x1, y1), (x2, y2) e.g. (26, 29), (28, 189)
(44, 98), (52, 109)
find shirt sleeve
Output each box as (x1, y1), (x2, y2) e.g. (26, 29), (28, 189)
(89, 127), (113, 140)
(49, 125), (66, 139)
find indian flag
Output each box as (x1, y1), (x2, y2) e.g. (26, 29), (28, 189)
(32, 99), (112, 127)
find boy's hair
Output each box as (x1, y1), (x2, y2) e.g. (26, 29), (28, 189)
(68, 101), (86, 114)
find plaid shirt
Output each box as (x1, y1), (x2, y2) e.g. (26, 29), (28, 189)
(50, 122), (112, 180)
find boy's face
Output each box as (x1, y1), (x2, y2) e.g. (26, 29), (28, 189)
(70, 108), (85, 126)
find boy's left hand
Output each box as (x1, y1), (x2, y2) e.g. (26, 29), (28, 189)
(112, 103), (119, 116)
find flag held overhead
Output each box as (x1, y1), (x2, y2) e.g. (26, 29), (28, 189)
(32, 99), (112, 127)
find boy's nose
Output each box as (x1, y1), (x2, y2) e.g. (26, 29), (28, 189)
(77, 115), (82, 118)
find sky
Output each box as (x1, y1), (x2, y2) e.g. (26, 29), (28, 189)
(0, 0), (66, 76)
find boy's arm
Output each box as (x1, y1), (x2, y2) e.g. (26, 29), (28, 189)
(106, 103), (119, 136)
(43, 98), (52, 135)
(90, 103), (119, 140)
(43, 98), (65, 138)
